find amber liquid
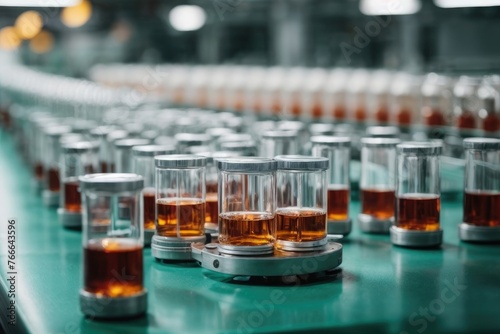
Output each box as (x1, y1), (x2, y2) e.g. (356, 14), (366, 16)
(290, 99), (301, 117)
(422, 107), (445, 126)
(205, 193), (218, 226)
(276, 208), (326, 242)
(100, 161), (109, 173)
(396, 194), (440, 231)
(64, 180), (81, 212)
(483, 114), (500, 132)
(48, 167), (60, 192)
(463, 191), (500, 227)
(333, 105), (346, 120)
(84, 164), (95, 174)
(456, 112), (476, 130)
(361, 188), (395, 219)
(354, 106), (366, 121)
(327, 186), (350, 221)
(396, 108), (412, 126)
(34, 162), (44, 181)
(311, 102), (323, 119)
(375, 105), (389, 123)
(143, 189), (156, 230)
(156, 198), (205, 237)
(84, 238), (143, 297)
(219, 211), (275, 246)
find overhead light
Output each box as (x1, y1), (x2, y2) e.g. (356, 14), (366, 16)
(15, 11), (43, 39)
(169, 5), (207, 32)
(61, 0), (92, 28)
(0, 0), (79, 7)
(360, 0), (421, 15)
(434, 0), (500, 8)
(0, 26), (21, 50)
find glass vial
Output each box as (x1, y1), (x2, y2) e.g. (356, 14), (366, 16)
(259, 130), (299, 158)
(79, 173), (147, 319)
(391, 142), (443, 247)
(358, 138), (400, 233)
(274, 155), (329, 251)
(311, 136), (352, 236)
(152, 155), (207, 261)
(459, 138), (500, 242)
(58, 141), (99, 228)
(217, 157), (277, 255)
(132, 145), (176, 246)
(114, 138), (151, 173)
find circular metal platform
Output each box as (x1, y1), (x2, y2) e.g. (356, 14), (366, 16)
(57, 208), (82, 228)
(152, 235), (206, 261)
(327, 219), (352, 236)
(191, 241), (343, 277)
(275, 237), (328, 252)
(358, 214), (393, 234)
(42, 190), (59, 207)
(390, 226), (443, 248)
(459, 223), (500, 243)
(80, 289), (147, 319)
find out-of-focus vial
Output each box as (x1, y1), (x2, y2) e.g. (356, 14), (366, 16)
(311, 136), (352, 236)
(106, 129), (129, 172)
(89, 125), (118, 172)
(132, 145), (176, 246)
(453, 76), (481, 131)
(366, 126), (401, 139)
(390, 73), (421, 127)
(216, 133), (253, 150)
(175, 133), (212, 154)
(58, 141), (99, 228)
(114, 138), (150, 173)
(259, 130), (299, 158)
(323, 68), (350, 121)
(274, 156), (328, 251)
(459, 138), (500, 242)
(367, 70), (393, 124)
(42, 125), (72, 207)
(420, 73), (453, 129)
(217, 157), (277, 255)
(79, 173), (147, 318)
(391, 142), (443, 247)
(358, 138), (400, 233)
(478, 78), (500, 133)
(152, 155), (207, 260)
(220, 141), (258, 157)
(346, 69), (371, 122)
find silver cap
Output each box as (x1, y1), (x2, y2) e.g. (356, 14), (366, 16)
(310, 135), (351, 147)
(366, 126), (401, 138)
(44, 125), (72, 137)
(89, 125), (118, 138)
(155, 154), (206, 168)
(361, 137), (401, 147)
(115, 138), (151, 149)
(463, 137), (500, 150)
(261, 130), (298, 139)
(79, 173), (144, 192)
(174, 133), (211, 145)
(217, 157), (277, 172)
(107, 130), (129, 143)
(132, 145), (176, 157)
(275, 155), (329, 171)
(397, 141), (443, 155)
(62, 141), (99, 154)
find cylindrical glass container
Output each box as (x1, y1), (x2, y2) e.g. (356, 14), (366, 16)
(79, 173), (146, 318)
(58, 141), (99, 228)
(460, 138), (500, 242)
(220, 141), (258, 157)
(114, 138), (151, 173)
(42, 125), (72, 207)
(89, 125), (118, 172)
(391, 142), (443, 247)
(105, 129), (129, 172)
(311, 136), (352, 235)
(174, 133), (212, 154)
(358, 138), (400, 233)
(152, 155), (207, 260)
(274, 156), (329, 251)
(217, 157), (277, 255)
(132, 145), (176, 246)
(259, 130), (299, 158)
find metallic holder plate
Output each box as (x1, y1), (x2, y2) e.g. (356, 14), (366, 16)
(144, 229), (155, 247)
(459, 223), (500, 243)
(327, 219), (352, 236)
(152, 235), (206, 261)
(390, 226), (443, 248)
(192, 242), (343, 277)
(57, 208), (82, 228)
(217, 243), (274, 256)
(80, 289), (147, 319)
(358, 214), (393, 234)
(275, 237), (328, 252)
(42, 190), (59, 207)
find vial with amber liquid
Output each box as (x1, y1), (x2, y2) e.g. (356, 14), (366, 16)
(311, 136), (352, 236)
(217, 157), (277, 255)
(132, 145), (176, 246)
(79, 173), (147, 318)
(58, 141), (99, 228)
(459, 138), (500, 242)
(274, 156), (328, 251)
(152, 155), (207, 260)
(358, 138), (400, 233)
(391, 142), (443, 247)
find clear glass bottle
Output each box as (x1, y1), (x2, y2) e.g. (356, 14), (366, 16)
(79, 173), (147, 318)
(391, 141), (443, 247)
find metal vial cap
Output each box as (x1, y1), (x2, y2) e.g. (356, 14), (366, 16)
(155, 154), (207, 168)
(217, 157), (277, 173)
(361, 137), (401, 147)
(366, 126), (401, 138)
(115, 138), (151, 149)
(79, 173), (144, 192)
(62, 141), (99, 154)
(310, 135), (351, 147)
(174, 133), (211, 145)
(132, 145), (176, 157)
(274, 155), (329, 171)
(463, 137), (500, 150)
(397, 141), (443, 155)
(261, 130), (298, 139)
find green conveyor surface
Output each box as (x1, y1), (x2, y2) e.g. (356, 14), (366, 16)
(1, 132), (499, 334)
